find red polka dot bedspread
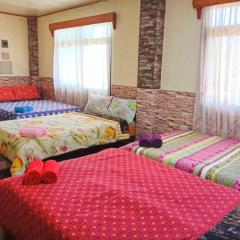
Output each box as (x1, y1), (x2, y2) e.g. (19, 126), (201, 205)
(0, 148), (240, 240)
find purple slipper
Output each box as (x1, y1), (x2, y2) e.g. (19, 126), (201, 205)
(139, 134), (152, 147)
(151, 134), (163, 148)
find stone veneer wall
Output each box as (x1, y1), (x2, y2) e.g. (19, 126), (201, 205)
(111, 85), (137, 99)
(138, 0), (166, 89)
(27, 16), (39, 76)
(158, 90), (195, 131)
(0, 76), (31, 86)
(40, 77), (55, 100)
(110, 85), (195, 134)
(137, 88), (195, 134)
(31, 77), (55, 100)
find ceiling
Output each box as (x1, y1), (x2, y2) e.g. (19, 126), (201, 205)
(0, 0), (104, 17)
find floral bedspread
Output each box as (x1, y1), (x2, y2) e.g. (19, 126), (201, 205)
(0, 112), (125, 176)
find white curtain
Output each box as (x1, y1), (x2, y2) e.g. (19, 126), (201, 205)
(194, 3), (240, 139)
(53, 22), (112, 108)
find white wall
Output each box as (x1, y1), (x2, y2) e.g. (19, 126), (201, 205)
(38, 0), (140, 87)
(161, 0), (201, 93)
(0, 13), (29, 76)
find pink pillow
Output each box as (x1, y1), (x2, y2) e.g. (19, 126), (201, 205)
(0, 86), (15, 101)
(13, 85), (40, 100)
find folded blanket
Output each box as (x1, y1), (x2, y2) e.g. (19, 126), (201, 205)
(20, 126), (47, 138)
(15, 106), (33, 113)
(23, 160), (43, 186)
(139, 134), (152, 147)
(151, 134), (163, 148)
(42, 160), (59, 184)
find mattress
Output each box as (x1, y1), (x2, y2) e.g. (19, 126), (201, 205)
(0, 112), (129, 176)
(0, 149), (239, 240)
(0, 100), (81, 121)
(122, 130), (240, 190)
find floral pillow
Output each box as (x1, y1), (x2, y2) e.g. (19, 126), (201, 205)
(108, 97), (136, 124)
(84, 95), (113, 115)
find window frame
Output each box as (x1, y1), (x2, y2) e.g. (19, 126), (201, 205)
(193, 0), (240, 18)
(49, 12), (116, 37)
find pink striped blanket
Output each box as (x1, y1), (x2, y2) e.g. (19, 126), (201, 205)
(122, 131), (240, 190)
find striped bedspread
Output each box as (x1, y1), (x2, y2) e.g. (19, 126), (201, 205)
(123, 131), (240, 190)
(0, 100), (81, 121)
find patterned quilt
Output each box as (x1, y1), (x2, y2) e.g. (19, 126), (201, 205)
(123, 131), (240, 190)
(0, 149), (239, 240)
(0, 100), (81, 121)
(0, 112), (128, 176)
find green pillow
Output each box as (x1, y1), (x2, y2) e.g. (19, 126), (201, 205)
(108, 97), (136, 124)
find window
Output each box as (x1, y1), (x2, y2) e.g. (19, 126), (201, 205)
(202, 3), (240, 108)
(194, 3), (240, 139)
(53, 22), (112, 107)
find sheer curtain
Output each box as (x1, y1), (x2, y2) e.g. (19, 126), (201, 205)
(53, 22), (112, 108)
(194, 3), (240, 139)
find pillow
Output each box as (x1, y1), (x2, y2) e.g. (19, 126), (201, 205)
(13, 85), (40, 100)
(87, 112), (129, 134)
(108, 97), (137, 124)
(84, 95), (113, 115)
(0, 86), (15, 101)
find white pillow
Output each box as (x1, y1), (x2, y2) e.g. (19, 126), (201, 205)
(84, 95), (113, 115)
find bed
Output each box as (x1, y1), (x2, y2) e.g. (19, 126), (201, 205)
(122, 130), (240, 190)
(0, 100), (81, 121)
(0, 112), (130, 176)
(0, 148), (239, 240)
